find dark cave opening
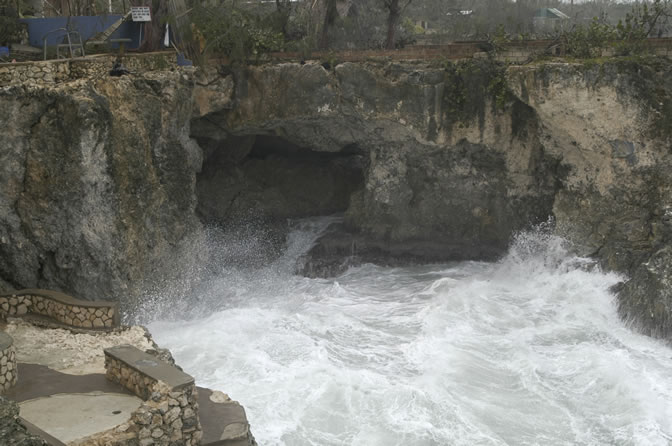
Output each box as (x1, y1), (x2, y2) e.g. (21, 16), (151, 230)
(195, 134), (366, 225)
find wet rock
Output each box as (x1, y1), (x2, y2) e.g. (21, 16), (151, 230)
(0, 72), (201, 303)
(618, 246), (672, 338)
(0, 396), (48, 446)
(0, 278), (13, 294)
(194, 60), (563, 269)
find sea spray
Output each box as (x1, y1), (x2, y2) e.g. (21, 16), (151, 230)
(146, 222), (672, 445)
(128, 217), (340, 323)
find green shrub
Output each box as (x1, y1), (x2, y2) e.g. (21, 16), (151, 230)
(562, 18), (615, 58)
(186, 1), (285, 65)
(558, 0), (671, 59)
(0, 16), (22, 45)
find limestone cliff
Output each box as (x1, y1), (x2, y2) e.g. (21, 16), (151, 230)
(509, 60), (672, 338)
(192, 61), (562, 266)
(1, 56), (671, 340)
(0, 73), (202, 302)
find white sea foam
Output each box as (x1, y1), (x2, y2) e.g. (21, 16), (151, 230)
(145, 219), (672, 445)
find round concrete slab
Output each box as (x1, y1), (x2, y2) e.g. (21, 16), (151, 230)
(19, 391), (142, 444)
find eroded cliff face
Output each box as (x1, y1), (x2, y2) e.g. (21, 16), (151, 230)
(1, 57), (671, 340)
(0, 73), (202, 301)
(191, 61), (564, 268)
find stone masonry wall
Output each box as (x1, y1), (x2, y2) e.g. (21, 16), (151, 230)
(0, 60), (68, 85)
(0, 333), (17, 394)
(104, 355), (202, 446)
(1, 39), (670, 88)
(0, 52), (178, 87)
(0, 290), (119, 329)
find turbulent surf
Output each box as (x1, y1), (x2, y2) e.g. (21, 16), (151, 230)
(142, 219), (672, 446)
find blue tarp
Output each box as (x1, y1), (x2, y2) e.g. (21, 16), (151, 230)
(177, 53), (192, 66)
(20, 16), (142, 49)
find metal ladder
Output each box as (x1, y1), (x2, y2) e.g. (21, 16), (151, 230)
(43, 28), (86, 60)
(86, 10), (132, 47)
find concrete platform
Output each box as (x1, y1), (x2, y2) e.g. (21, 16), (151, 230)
(6, 363), (253, 445)
(19, 392), (142, 444)
(5, 363), (133, 402)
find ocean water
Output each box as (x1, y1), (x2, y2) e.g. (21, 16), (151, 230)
(141, 218), (672, 445)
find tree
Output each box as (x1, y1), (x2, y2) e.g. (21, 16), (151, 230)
(382, 0), (411, 49)
(558, 0), (672, 58)
(616, 0), (671, 40)
(55, 0), (96, 15)
(186, 0), (284, 64)
(319, 0), (338, 49)
(274, 0), (292, 38)
(130, 0), (169, 52)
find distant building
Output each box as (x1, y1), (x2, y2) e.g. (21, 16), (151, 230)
(415, 20), (430, 31)
(533, 8), (570, 33)
(446, 9), (473, 18)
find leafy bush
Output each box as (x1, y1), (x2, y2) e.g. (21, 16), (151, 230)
(0, 16), (22, 46)
(186, 1), (285, 64)
(558, 0), (671, 58)
(562, 18), (615, 58)
(613, 1), (670, 55)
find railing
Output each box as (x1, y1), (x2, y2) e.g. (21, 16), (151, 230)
(42, 28), (86, 61)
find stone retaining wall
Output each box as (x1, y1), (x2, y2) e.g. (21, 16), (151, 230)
(2, 39), (671, 88)
(0, 51), (177, 87)
(0, 289), (119, 329)
(0, 333), (17, 394)
(262, 38), (672, 64)
(0, 61), (68, 85)
(103, 346), (202, 446)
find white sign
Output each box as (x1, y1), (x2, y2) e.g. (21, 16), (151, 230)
(131, 6), (151, 22)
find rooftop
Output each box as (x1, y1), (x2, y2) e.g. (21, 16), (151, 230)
(534, 8), (570, 19)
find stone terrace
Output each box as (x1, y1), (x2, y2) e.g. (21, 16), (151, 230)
(0, 288), (257, 445)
